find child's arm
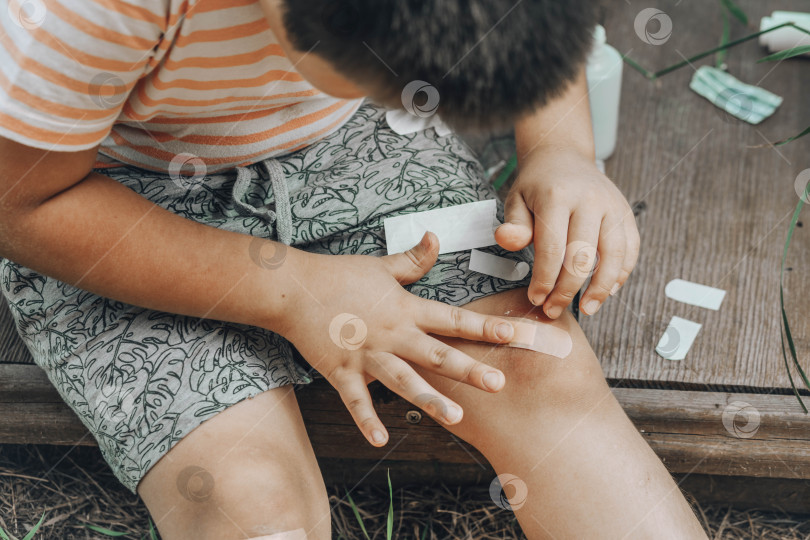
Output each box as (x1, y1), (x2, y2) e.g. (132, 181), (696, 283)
(0, 136), (515, 446)
(0, 139), (289, 329)
(495, 67), (640, 318)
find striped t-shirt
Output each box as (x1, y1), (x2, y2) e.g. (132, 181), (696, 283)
(0, 0), (364, 173)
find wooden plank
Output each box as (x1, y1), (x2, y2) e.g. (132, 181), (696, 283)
(316, 459), (498, 488)
(644, 432), (810, 479)
(617, 387), (810, 441)
(4, 366), (810, 479)
(584, 0), (810, 391)
(676, 474), (810, 515)
(0, 403), (95, 446)
(300, 384), (810, 480)
(0, 364), (63, 402)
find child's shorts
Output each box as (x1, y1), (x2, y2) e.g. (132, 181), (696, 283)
(0, 103), (532, 493)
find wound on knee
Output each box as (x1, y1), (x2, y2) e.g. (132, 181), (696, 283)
(503, 317), (572, 358)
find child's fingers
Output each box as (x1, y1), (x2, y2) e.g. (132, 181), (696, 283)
(415, 299), (514, 344)
(541, 214), (601, 319)
(333, 373), (389, 447)
(380, 231), (440, 285)
(527, 206), (569, 306)
(366, 352), (464, 425)
(614, 214), (641, 292)
(394, 331), (505, 393)
(495, 190), (533, 251)
(580, 217), (627, 316)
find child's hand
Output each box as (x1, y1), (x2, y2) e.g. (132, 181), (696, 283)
(282, 232), (514, 447)
(494, 147), (640, 318)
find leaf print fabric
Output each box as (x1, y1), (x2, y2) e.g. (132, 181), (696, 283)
(0, 103), (532, 493)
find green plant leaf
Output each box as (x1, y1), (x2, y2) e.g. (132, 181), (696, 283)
(775, 126), (810, 147)
(492, 153), (517, 190)
(781, 323), (806, 412)
(716, 8), (731, 68)
(623, 21), (798, 80)
(21, 513), (46, 540)
(386, 469), (394, 540)
(780, 183), (810, 412)
(721, 0), (748, 25)
(758, 45), (810, 62)
(84, 525), (129, 537)
(621, 54), (655, 79)
(345, 490), (371, 540)
(149, 519), (158, 540)
(0, 525), (10, 540)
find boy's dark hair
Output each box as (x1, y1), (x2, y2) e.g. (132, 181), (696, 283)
(281, 0), (598, 130)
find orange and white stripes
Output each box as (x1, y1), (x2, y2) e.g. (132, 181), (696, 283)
(0, 0), (362, 173)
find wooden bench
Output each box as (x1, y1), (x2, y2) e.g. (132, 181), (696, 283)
(3, 350), (810, 510)
(2, 0), (810, 512)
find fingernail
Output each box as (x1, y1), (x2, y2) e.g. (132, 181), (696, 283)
(495, 322), (513, 340)
(610, 283), (620, 296)
(545, 304), (563, 319)
(583, 299), (601, 315)
(371, 429), (387, 444)
(530, 294), (546, 306)
(445, 405), (463, 424)
(483, 371), (504, 391)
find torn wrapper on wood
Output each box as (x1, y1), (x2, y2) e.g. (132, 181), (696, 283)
(656, 316), (702, 361)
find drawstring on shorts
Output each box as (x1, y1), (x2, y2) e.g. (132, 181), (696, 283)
(231, 158), (293, 246)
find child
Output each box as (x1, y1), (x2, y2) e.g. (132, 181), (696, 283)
(0, 0), (707, 538)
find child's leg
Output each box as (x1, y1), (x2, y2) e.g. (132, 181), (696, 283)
(416, 288), (707, 539)
(138, 386), (330, 540)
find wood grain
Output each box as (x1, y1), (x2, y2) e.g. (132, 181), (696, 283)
(584, 0), (810, 391)
(5, 366), (810, 479)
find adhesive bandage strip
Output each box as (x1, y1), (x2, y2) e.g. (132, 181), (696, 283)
(247, 529), (307, 540)
(384, 199), (498, 255)
(502, 317), (572, 359)
(469, 249), (530, 281)
(664, 279), (726, 310)
(655, 316), (702, 361)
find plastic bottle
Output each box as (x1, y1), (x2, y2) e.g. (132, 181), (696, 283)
(586, 24), (623, 162)
(759, 11), (810, 57)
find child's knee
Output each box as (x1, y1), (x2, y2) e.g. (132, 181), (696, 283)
(145, 439), (330, 540)
(445, 289), (609, 412)
(491, 310), (609, 406)
(181, 452), (329, 540)
(500, 335), (609, 412)
(446, 310), (613, 447)
(447, 335), (613, 458)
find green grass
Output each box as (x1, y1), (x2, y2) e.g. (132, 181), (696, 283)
(346, 469), (396, 540)
(780, 183), (810, 412)
(0, 513), (46, 540)
(81, 518), (158, 539)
